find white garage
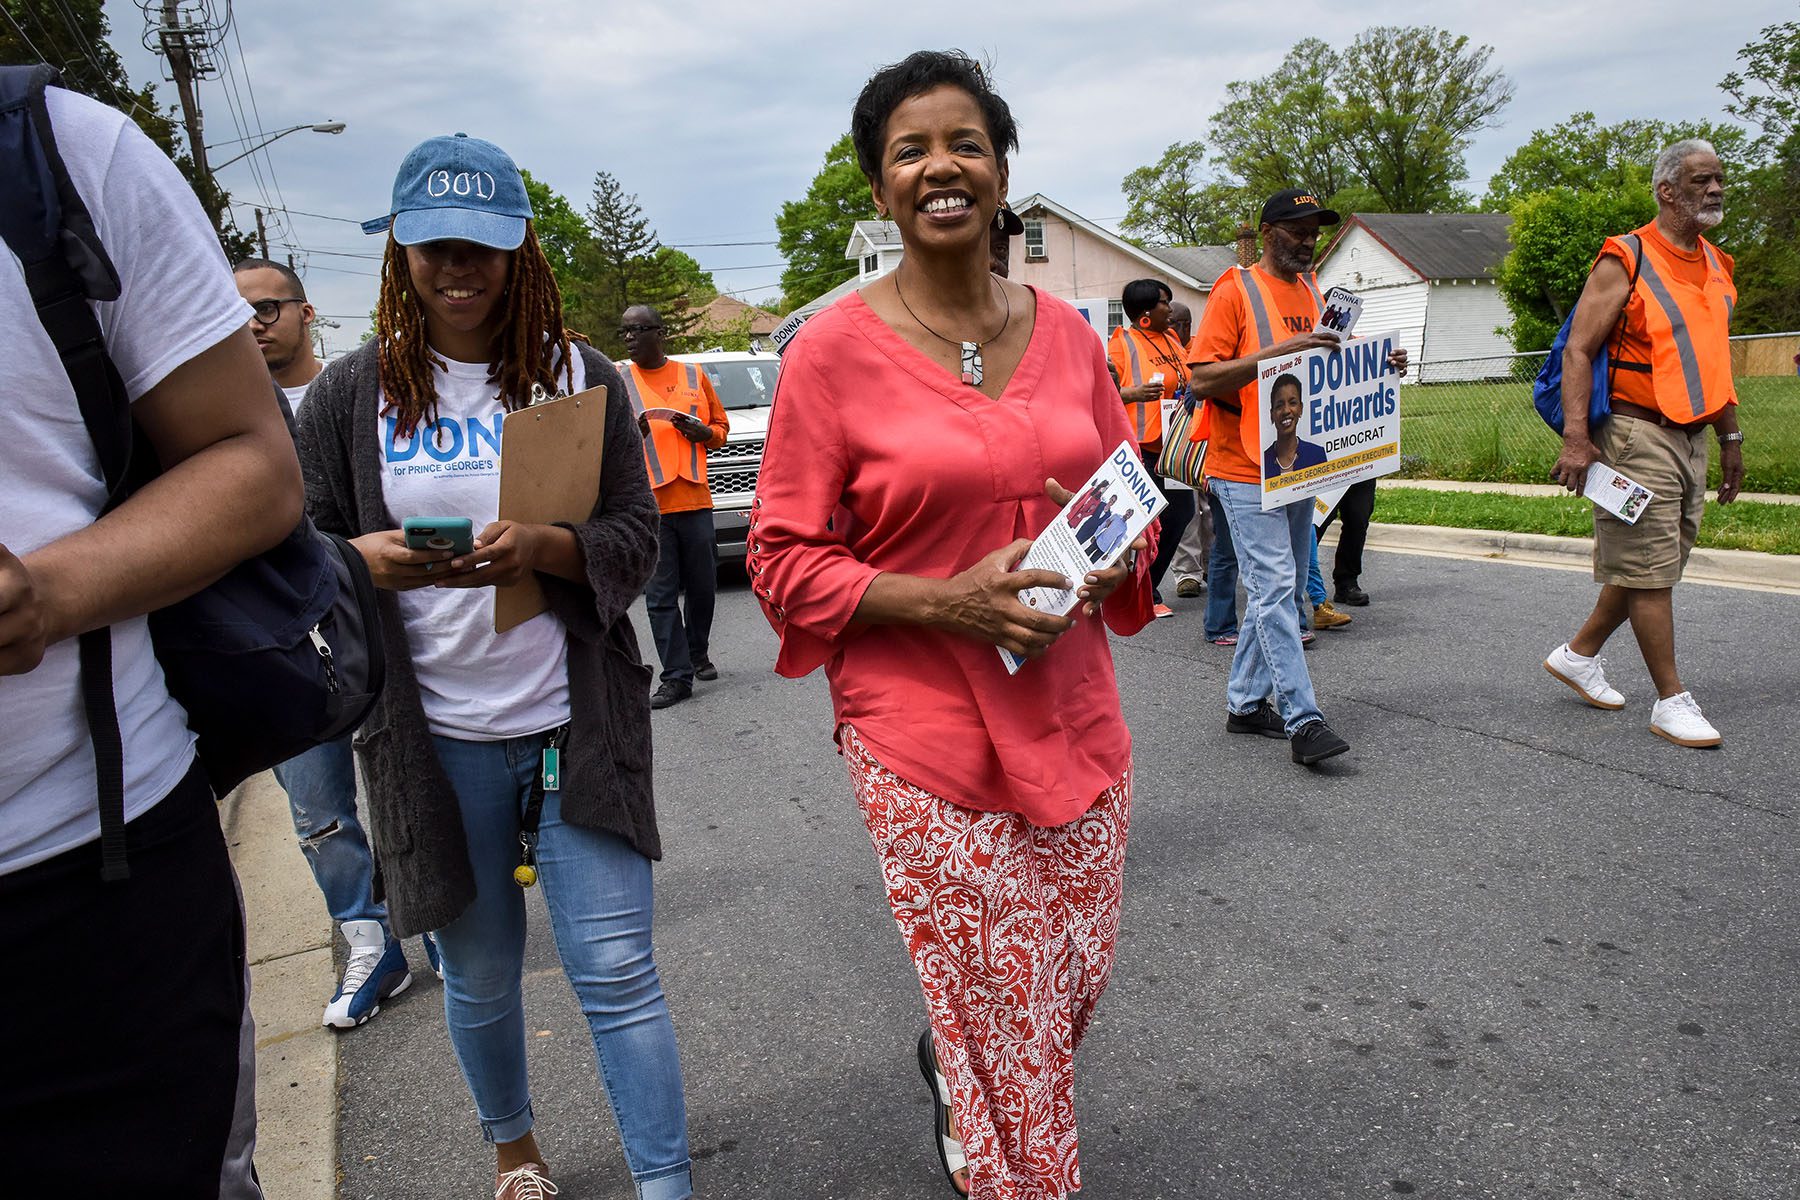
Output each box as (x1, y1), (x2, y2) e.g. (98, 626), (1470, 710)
(1316, 213), (1516, 382)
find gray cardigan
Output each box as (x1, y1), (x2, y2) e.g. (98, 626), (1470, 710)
(295, 341), (661, 938)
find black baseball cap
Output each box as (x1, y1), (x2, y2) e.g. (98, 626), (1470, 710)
(996, 203), (1025, 236)
(1260, 188), (1340, 226)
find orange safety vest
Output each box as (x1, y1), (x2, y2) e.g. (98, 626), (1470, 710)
(1194, 267), (1321, 443)
(622, 361), (709, 488)
(1108, 325), (1189, 445)
(1605, 231), (1736, 423)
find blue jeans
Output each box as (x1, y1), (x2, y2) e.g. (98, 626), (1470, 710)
(1203, 487), (1240, 640)
(273, 737), (386, 928)
(429, 733), (691, 1200)
(1210, 479), (1324, 734)
(646, 509), (716, 685)
(1306, 530), (1327, 607)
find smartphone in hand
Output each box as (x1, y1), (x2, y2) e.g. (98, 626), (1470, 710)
(401, 517), (475, 556)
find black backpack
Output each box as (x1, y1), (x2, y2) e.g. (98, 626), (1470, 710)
(0, 65), (385, 879)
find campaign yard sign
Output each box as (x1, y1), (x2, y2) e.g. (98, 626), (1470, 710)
(1257, 333), (1404, 510)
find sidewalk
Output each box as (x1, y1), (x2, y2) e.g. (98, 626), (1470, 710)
(1395, 477), (1800, 506)
(1355, 479), (1800, 594)
(222, 773), (337, 1200)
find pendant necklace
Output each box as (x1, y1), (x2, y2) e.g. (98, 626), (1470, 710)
(894, 271), (1011, 387)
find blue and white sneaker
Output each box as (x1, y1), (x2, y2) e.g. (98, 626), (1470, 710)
(322, 919), (411, 1029)
(420, 930), (443, 981)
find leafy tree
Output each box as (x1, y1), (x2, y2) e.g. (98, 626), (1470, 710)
(1494, 187), (1655, 351)
(1119, 141), (1250, 245)
(1, 0), (252, 258)
(1719, 20), (1800, 333)
(1483, 114), (1747, 211)
(1335, 26), (1513, 212)
(1721, 19), (1799, 156)
(562, 171), (703, 357)
(775, 133), (874, 311)
(1208, 40), (1352, 206)
(1208, 27), (1511, 214)
(520, 169), (592, 297)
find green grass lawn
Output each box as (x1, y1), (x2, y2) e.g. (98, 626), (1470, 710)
(1397, 373), (1800, 495)
(1373, 486), (1800, 555)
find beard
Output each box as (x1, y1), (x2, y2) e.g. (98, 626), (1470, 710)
(1274, 242), (1315, 274)
(1681, 194), (1725, 231)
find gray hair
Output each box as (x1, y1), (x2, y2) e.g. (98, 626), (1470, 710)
(1652, 139), (1717, 192)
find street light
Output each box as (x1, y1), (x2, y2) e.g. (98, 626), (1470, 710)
(209, 122), (346, 170)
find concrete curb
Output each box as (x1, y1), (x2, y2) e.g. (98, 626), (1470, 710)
(222, 773), (337, 1200)
(1355, 521), (1800, 594)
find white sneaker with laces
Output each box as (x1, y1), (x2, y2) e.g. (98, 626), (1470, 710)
(1650, 691), (1722, 747)
(1544, 643), (1624, 710)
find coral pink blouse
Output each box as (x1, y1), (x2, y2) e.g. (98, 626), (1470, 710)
(747, 289), (1155, 825)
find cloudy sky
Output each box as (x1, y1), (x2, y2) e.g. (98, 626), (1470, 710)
(105, 0), (1788, 352)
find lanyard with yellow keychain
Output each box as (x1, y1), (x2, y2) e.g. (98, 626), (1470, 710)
(514, 723), (571, 888)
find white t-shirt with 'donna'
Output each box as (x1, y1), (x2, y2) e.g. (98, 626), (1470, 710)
(378, 354), (586, 740)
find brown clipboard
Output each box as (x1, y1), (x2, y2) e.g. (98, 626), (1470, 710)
(493, 385), (608, 633)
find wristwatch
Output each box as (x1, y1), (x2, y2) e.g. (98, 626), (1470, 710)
(1718, 431), (1745, 445)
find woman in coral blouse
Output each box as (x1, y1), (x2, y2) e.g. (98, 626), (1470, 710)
(747, 50), (1157, 1200)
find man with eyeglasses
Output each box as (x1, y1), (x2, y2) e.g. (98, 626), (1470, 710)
(618, 304), (729, 709)
(234, 258), (322, 409)
(232, 258), (429, 1029)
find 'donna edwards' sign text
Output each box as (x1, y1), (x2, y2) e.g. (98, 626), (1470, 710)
(1257, 334), (1404, 509)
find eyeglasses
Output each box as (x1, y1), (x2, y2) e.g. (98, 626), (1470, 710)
(247, 298), (306, 324)
(619, 324), (663, 336)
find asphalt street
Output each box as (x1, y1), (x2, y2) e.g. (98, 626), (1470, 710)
(335, 550), (1798, 1200)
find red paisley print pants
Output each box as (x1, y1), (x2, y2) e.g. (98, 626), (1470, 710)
(842, 725), (1132, 1200)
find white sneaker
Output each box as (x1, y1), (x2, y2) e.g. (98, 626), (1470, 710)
(1650, 691), (1722, 748)
(1544, 643), (1624, 710)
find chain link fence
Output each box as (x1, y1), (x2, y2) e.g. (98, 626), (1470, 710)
(1398, 333), (1800, 494)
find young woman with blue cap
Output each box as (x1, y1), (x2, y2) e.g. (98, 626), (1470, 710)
(296, 133), (692, 1200)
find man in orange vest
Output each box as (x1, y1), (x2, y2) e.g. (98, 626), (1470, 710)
(1107, 278), (1194, 618)
(1188, 188), (1407, 766)
(1545, 139), (1743, 748)
(620, 304), (730, 709)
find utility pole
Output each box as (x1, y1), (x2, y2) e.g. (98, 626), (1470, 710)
(255, 208), (269, 258)
(160, 1), (221, 231)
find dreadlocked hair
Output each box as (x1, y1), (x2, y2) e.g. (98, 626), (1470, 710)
(375, 225), (578, 438)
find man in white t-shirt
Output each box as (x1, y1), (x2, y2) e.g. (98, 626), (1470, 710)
(0, 81), (301, 1194)
(234, 259), (428, 1027)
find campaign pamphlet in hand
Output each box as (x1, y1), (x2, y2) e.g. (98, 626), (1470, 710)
(1584, 461), (1654, 525)
(1258, 333), (1404, 510)
(640, 406), (691, 424)
(1317, 287), (1363, 342)
(1000, 440), (1169, 674)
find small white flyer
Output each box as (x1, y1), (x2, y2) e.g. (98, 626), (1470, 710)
(1318, 286), (1363, 342)
(1584, 462), (1655, 525)
(1000, 440), (1169, 674)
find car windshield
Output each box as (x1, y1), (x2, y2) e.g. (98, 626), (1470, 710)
(696, 359), (779, 411)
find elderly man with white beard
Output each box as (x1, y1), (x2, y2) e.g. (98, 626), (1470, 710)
(1543, 139), (1744, 748)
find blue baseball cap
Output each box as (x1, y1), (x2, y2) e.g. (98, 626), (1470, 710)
(362, 133), (533, 250)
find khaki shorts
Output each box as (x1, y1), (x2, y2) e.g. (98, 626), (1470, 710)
(1592, 415), (1709, 588)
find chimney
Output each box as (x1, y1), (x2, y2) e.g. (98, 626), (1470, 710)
(1235, 222), (1257, 267)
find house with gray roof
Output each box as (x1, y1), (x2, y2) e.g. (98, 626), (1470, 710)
(1314, 212), (1515, 381)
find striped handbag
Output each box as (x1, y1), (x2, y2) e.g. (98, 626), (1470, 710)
(1155, 394), (1208, 487)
